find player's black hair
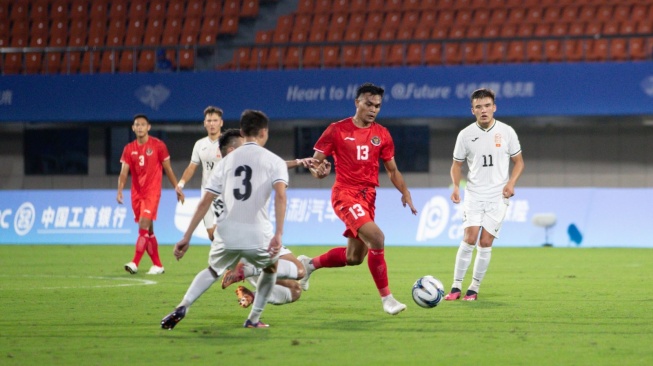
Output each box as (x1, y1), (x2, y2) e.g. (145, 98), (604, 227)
(470, 88), (496, 105)
(356, 83), (384, 99)
(204, 106), (224, 117)
(240, 109), (269, 137)
(133, 114), (150, 124)
(219, 128), (243, 156)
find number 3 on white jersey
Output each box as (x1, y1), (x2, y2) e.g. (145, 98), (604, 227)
(356, 145), (369, 160)
(348, 203), (365, 219)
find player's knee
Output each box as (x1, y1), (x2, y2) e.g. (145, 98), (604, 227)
(289, 283), (302, 302)
(295, 263), (306, 280)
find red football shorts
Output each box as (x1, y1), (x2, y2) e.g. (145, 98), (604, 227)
(331, 186), (376, 238)
(131, 194), (160, 222)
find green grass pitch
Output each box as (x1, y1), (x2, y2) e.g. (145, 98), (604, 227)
(1, 245), (652, 366)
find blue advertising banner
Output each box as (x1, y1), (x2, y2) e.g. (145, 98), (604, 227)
(0, 188), (651, 248)
(1, 62), (653, 122)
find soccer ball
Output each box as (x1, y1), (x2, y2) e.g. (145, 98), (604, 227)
(412, 275), (445, 308)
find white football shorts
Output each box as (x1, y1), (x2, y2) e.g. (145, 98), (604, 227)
(462, 196), (510, 238)
(208, 244), (279, 277)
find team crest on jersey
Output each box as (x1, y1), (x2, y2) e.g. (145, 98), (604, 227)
(146, 148), (154, 155)
(371, 136), (381, 146)
(494, 133), (502, 147)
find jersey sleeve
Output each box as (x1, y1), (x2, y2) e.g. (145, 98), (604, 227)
(190, 140), (201, 165)
(313, 123), (335, 156)
(452, 130), (467, 161)
(272, 156), (289, 187)
(380, 127), (395, 162)
(119, 145), (130, 165)
(508, 126), (522, 157)
(158, 139), (171, 162)
(205, 159), (224, 195)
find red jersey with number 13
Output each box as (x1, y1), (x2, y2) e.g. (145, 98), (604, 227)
(120, 136), (170, 199)
(314, 117), (395, 189)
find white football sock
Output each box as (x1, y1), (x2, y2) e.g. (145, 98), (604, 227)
(469, 246), (492, 293)
(248, 271), (277, 323)
(452, 241), (475, 290)
(275, 259), (298, 280)
(242, 262), (261, 278)
(179, 268), (217, 307)
(266, 285), (292, 305)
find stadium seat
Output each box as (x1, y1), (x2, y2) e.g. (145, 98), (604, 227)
(544, 40), (563, 62)
(263, 47), (282, 69)
(367, 12), (385, 31)
(431, 26), (448, 40)
(485, 24), (500, 38)
(149, 0), (168, 20)
(347, 13), (366, 31)
(487, 41), (507, 63)
(162, 18), (183, 46)
(3, 53), (23, 74)
(29, 34), (47, 48)
(30, 2), (49, 22)
(25, 52), (42, 74)
(223, 0), (241, 17)
(100, 51), (119, 73)
(413, 27), (430, 41)
(368, 0), (385, 12)
(109, 0), (128, 20)
(204, 0), (221, 18)
(255, 30), (273, 44)
(342, 46), (361, 67)
(87, 19), (107, 47)
(585, 23), (601, 37)
(630, 4), (648, 22)
(534, 24), (550, 37)
(454, 9), (473, 25)
(383, 12), (402, 31)
(507, 8), (526, 24)
(610, 38), (628, 61)
(137, 50), (156, 72)
(526, 40), (544, 62)
(386, 44), (406, 66)
(248, 47), (267, 69)
(118, 50), (136, 73)
(349, 0), (367, 13)
(80, 51), (101, 74)
(314, 0), (331, 14)
(219, 16), (239, 35)
(326, 28), (343, 43)
(400, 11), (420, 31)
(424, 43), (443, 65)
(404, 0), (421, 11)
(329, 13), (348, 33)
(284, 47), (302, 69)
(472, 9), (490, 24)
(241, 0), (260, 18)
(449, 25), (466, 39)
(322, 46), (339, 68)
(417, 11), (436, 30)
(308, 29), (326, 43)
(272, 28), (290, 44)
(303, 46), (321, 69)
(500, 24), (517, 38)
(437, 10), (455, 27)
(563, 40), (584, 62)
(43, 52), (63, 74)
(551, 23), (568, 37)
(386, 0), (403, 12)
(89, 0), (109, 22)
(595, 4), (613, 22)
(297, 0), (315, 14)
(578, 5), (595, 22)
(586, 39), (609, 62)
(143, 19), (163, 46)
(49, 20), (68, 47)
(167, 0), (186, 19)
(525, 7), (544, 23)
(182, 17), (202, 45)
(186, 0), (204, 19)
(444, 43), (463, 65)
(291, 29), (309, 43)
(396, 28), (414, 41)
(9, 2), (28, 22)
(30, 20), (49, 41)
(70, 0), (88, 20)
(405, 43), (423, 66)
(232, 47), (251, 69)
(489, 8), (508, 24)
(619, 22), (636, 36)
(60, 52), (82, 74)
(628, 38), (647, 61)
(0, 2), (8, 23)
(294, 14), (312, 32)
(506, 41), (525, 63)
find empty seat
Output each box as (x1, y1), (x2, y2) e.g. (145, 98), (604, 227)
(233, 47), (251, 69)
(506, 41), (525, 63)
(297, 0), (315, 14)
(462, 42), (484, 64)
(89, 0), (109, 21)
(223, 0), (240, 17)
(9, 2), (28, 22)
(60, 52), (82, 73)
(405, 43), (423, 66)
(80, 51), (101, 73)
(25, 52), (42, 74)
(30, 2), (49, 21)
(424, 43), (443, 65)
(186, 0), (204, 18)
(161, 18), (182, 46)
(137, 50), (156, 72)
(322, 46), (339, 68)
(106, 19), (127, 47)
(100, 51), (119, 73)
(3, 53), (23, 74)
(526, 40), (544, 62)
(487, 41), (507, 63)
(143, 19), (164, 46)
(167, 0), (186, 19)
(444, 43), (462, 64)
(149, 0), (168, 20)
(119, 50), (136, 73)
(610, 38), (628, 61)
(129, 0), (147, 18)
(125, 19), (146, 47)
(219, 16), (239, 35)
(303, 46), (322, 68)
(544, 40), (563, 62)
(241, 0), (259, 18)
(109, 0), (128, 20)
(182, 17), (202, 44)
(586, 39), (609, 61)
(70, 0), (88, 20)
(43, 52), (63, 74)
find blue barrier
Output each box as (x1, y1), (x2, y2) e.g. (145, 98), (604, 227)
(1, 62), (653, 122)
(0, 188), (650, 247)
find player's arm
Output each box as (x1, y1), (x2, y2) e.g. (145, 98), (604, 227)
(308, 151), (331, 179)
(503, 153), (524, 198)
(174, 190), (217, 260)
(450, 160), (464, 204)
(286, 157), (318, 169)
(116, 163), (129, 204)
(176, 162), (198, 196)
(383, 158), (418, 215)
(162, 159), (185, 204)
(269, 181), (287, 257)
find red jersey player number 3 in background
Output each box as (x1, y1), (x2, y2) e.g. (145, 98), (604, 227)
(116, 114), (185, 275)
(298, 82), (418, 315)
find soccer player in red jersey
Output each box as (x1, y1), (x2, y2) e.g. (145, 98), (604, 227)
(117, 114), (184, 275)
(298, 83), (418, 315)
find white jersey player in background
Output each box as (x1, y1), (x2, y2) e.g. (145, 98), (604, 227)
(444, 88), (524, 302)
(162, 109), (288, 329)
(175, 106), (224, 241)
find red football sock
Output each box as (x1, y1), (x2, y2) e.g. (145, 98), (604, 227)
(367, 249), (390, 297)
(132, 229), (148, 266)
(146, 233), (163, 267)
(313, 247), (347, 269)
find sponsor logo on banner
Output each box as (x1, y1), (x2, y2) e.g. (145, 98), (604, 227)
(641, 76), (653, 97)
(135, 84), (170, 110)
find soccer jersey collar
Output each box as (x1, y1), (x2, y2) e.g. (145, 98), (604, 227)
(475, 119), (496, 132)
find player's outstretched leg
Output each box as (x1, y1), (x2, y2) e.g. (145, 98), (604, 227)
(222, 262), (245, 289)
(297, 255), (313, 291)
